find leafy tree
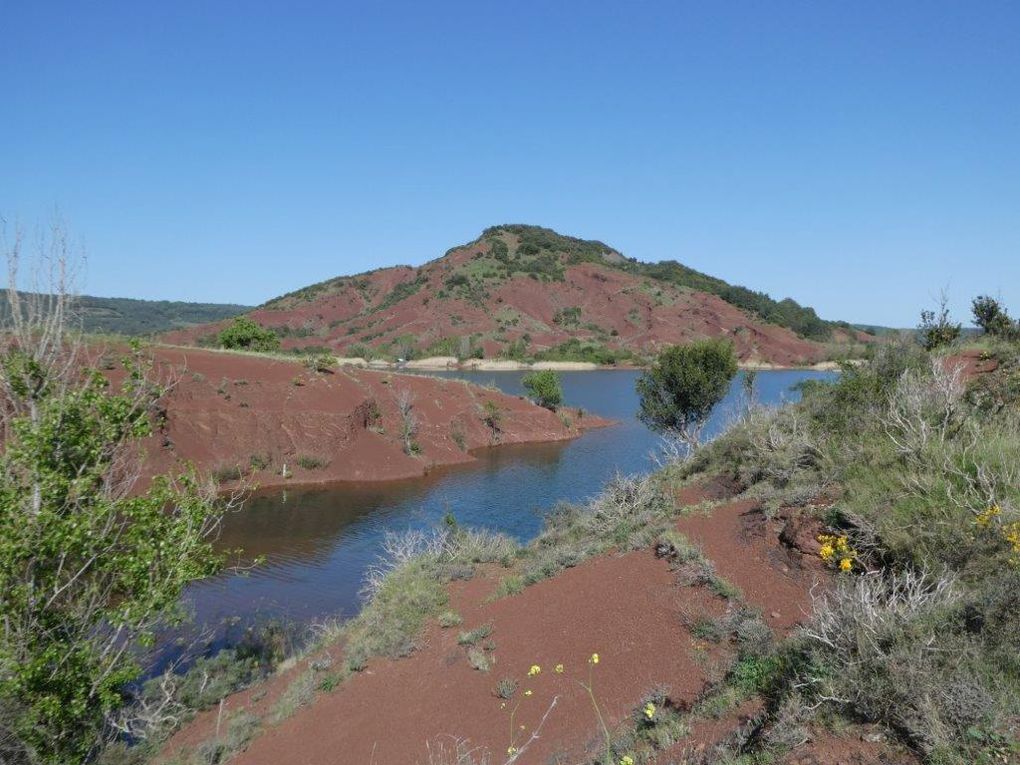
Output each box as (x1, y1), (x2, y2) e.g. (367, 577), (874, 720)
(0, 226), (229, 763)
(217, 317), (280, 352)
(636, 339), (738, 446)
(971, 295), (1017, 338)
(918, 292), (961, 351)
(522, 370), (563, 410)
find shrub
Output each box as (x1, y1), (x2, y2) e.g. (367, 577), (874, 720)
(394, 388), (420, 455)
(218, 317), (281, 352)
(0, 349), (227, 763)
(457, 623), (494, 646)
(521, 370), (563, 410)
(972, 295), (1017, 338)
(249, 453), (272, 471)
(466, 648), (490, 672)
(918, 292), (961, 351)
(437, 611), (462, 628)
(636, 339), (738, 446)
(493, 677), (518, 700)
(212, 463), (245, 483)
(481, 400), (502, 440)
(304, 353), (336, 373)
(296, 455), (328, 470)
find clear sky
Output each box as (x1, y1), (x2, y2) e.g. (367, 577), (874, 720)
(3, 1), (1018, 326)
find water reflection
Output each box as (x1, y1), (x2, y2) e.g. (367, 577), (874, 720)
(183, 369), (835, 632)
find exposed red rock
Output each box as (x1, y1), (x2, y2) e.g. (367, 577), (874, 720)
(141, 347), (607, 490)
(943, 348), (1000, 381)
(164, 227), (863, 367)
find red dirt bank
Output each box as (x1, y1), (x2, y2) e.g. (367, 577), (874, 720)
(161, 482), (907, 765)
(141, 347), (607, 490)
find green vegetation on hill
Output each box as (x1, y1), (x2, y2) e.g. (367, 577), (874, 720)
(254, 225), (844, 349)
(0, 292), (249, 336)
(482, 224), (836, 340)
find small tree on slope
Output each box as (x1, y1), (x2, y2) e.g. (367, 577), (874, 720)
(636, 338), (738, 449)
(0, 223), (231, 764)
(522, 369), (563, 411)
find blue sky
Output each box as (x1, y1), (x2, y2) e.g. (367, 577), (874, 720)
(2, 1), (1017, 326)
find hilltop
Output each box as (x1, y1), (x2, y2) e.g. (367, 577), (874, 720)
(165, 225), (869, 366)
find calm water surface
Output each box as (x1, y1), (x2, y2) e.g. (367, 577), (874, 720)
(183, 369), (834, 633)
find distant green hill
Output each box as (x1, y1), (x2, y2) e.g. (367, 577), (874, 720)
(1, 293), (250, 336)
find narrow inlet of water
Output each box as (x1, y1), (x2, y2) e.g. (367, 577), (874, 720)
(179, 369), (834, 636)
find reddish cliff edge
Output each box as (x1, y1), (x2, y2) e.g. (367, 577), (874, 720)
(140, 347), (608, 490)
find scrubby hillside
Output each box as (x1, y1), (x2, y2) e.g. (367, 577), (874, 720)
(165, 225), (868, 366)
(0, 292), (250, 336)
(144, 334), (1018, 765)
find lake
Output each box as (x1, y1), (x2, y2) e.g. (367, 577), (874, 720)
(182, 368), (834, 636)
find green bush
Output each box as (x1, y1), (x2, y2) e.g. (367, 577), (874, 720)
(636, 339), (738, 444)
(918, 294), (961, 351)
(218, 317), (281, 352)
(522, 370), (563, 410)
(972, 295), (1018, 339)
(0, 348), (225, 763)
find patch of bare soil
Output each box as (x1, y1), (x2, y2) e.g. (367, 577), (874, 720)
(162, 482), (834, 765)
(674, 500), (825, 632)
(139, 347), (608, 491)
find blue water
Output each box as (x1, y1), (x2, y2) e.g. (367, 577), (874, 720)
(183, 369), (834, 631)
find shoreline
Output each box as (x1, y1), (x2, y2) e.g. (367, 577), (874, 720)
(239, 415), (616, 498)
(334, 355), (852, 373)
(155, 344), (852, 373)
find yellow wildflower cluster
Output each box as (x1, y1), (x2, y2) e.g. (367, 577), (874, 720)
(975, 504), (1002, 528)
(643, 701), (656, 720)
(818, 533), (856, 573)
(1004, 521), (1020, 563)
(620, 756), (635, 765)
(527, 664), (541, 677)
(973, 505), (1020, 565)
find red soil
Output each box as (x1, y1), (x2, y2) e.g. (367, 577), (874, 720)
(162, 483), (836, 765)
(140, 347), (607, 490)
(944, 349), (1000, 381)
(163, 234), (850, 367)
(674, 500), (826, 633)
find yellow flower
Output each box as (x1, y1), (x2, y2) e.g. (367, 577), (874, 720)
(554, 663), (564, 674)
(839, 558), (852, 572)
(527, 664), (541, 677)
(975, 504), (1002, 529)
(524, 689), (532, 696)
(620, 756), (635, 765)
(819, 543), (835, 561)
(643, 702), (656, 720)
(590, 653), (599, 665)
(507, 746), (517, 755)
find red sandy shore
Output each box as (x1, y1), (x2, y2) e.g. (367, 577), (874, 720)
(139, 347), (608, 490)
(160, 478), (915, 765)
